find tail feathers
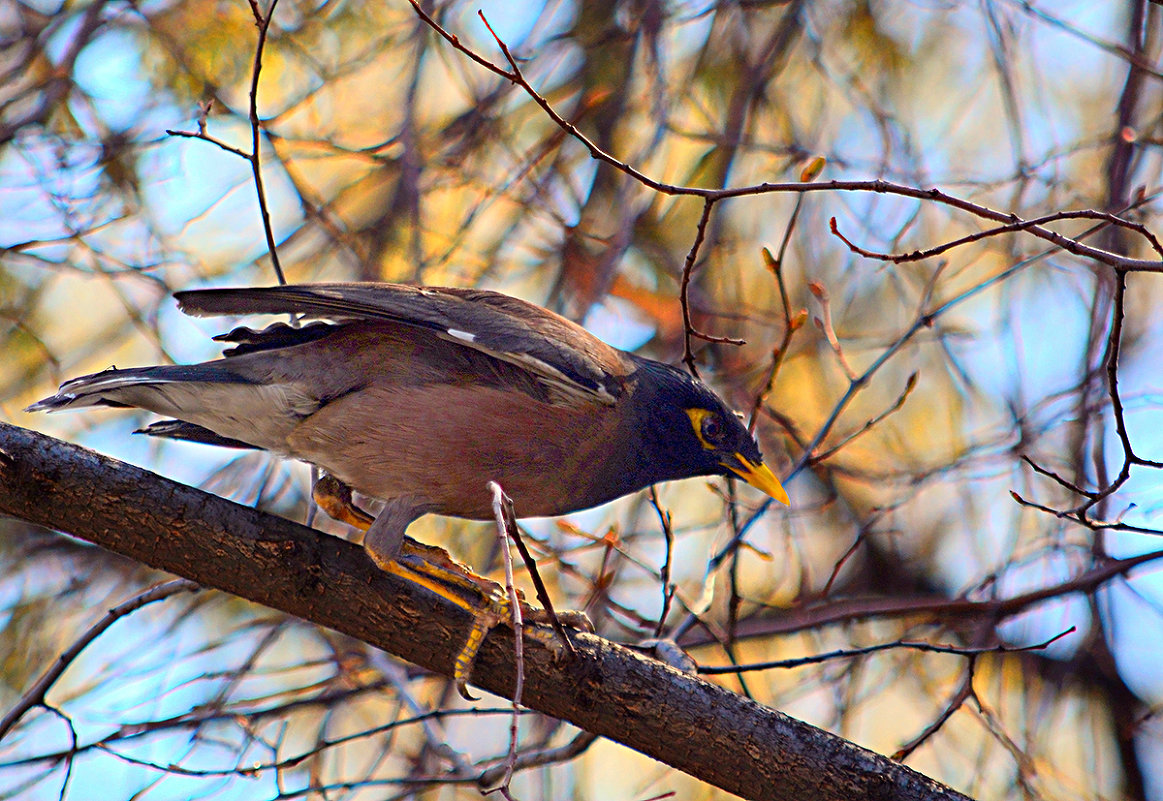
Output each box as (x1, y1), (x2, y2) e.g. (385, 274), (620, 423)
(175, 286), (332, 318)
(136, 420), (258, 449)
(26, 364), (247, 414)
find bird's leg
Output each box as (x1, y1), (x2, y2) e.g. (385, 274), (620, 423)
(313, 474), (506, 594)
(311, 475), (515, 696)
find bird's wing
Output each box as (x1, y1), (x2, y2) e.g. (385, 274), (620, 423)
(175, 283), (631, 405)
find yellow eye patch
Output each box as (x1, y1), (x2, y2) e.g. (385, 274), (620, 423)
(685, 408), (719, 451)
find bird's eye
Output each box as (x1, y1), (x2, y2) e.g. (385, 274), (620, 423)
(685, 408), (729, 451)
(701, 413), (724, 444)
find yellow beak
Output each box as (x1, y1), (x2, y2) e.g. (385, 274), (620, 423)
(725, 454), (790, 506)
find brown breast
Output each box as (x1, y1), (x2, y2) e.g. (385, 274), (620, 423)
(286, 382), (626, 519)
(273, 322), (633, 519)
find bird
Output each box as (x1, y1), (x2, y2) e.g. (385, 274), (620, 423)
(28, 282), (789, 689)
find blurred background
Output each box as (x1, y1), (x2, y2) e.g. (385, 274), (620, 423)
(2, 0), (1163, 798)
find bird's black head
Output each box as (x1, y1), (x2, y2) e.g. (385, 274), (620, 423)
(621, 355), (789, 504)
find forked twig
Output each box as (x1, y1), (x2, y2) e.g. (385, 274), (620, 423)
(165, 0), (286, 284)
(488, 481), (526, 799)
(0, 579), (200, 741)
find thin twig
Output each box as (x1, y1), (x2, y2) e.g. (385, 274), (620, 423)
(44, 704), (77, 801)
(502, 514), (576, 661)
(679, 198), (739, 376)
(677, 548), (1163, 645)
(697, 627), (1075, 675)
(165, 0), (286, 285)
(245, 0), (285, 284)
(0, 579), (200, 740)
(747, 247), (805, 434)
(830, 208), (1163, 264)
(163, 129), (250, 160)
(366, 651), (473, 775)
(892, 661), (977, 761)
(808, 280), (856, 380)
(648, 487), (676, 638)
(488, 482), (525, 799)
(1020, 455), (1099, 499)
(476, 730), (598, 789)
(812, 372), (919, 464)
(820, 523), (874, 597)
(405, 3), (1163, 273)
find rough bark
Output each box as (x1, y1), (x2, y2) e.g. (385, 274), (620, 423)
(0, 421), (972, 801)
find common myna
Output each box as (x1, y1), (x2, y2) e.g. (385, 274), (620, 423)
(29, 283), (789, 686)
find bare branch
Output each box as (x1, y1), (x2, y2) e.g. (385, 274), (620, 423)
(0, 579), (200, 740)
(0, 422), (972, 801)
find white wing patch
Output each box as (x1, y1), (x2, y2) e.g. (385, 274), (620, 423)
(446, 328), (477, 343)
(435, 331), (618, 406)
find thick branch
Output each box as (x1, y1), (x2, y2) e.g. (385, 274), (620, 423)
(0, 422), (970, 801)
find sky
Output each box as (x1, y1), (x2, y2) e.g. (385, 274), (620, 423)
(2, 1), (1163, 798)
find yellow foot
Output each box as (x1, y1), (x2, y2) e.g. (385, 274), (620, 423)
(312, 473), (376, 528)
(385, 554), (596, 699)
(311, 474), (588, 698)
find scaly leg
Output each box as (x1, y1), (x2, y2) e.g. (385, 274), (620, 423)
(313, 475), (539, 698)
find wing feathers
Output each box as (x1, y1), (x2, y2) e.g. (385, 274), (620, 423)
(176, 283), (630, 405)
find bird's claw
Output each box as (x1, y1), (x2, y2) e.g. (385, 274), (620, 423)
(312, 474), (588, 698)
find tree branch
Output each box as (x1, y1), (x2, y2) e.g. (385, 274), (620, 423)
(0, 422), (970, 801)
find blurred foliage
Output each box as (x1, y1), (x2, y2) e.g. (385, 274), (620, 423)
(2, 0), (1163, 799)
